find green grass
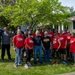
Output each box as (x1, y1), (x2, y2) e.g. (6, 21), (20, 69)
(0, 47), (75, 75)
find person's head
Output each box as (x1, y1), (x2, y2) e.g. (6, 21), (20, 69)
(42, 27), (45, 32)
(36, 27), (40, 31)
(17, 29), (21, 35)
(55, 29), (58, 33)
(36, 30), (40, 36)
(54, 33), (57, 38)
(4, 27), (8, 32)
(44, 31), (48, 37)
(28, 31), (32, 37)
(60, 30), (63, 35)
(67, 31), (70, 34)
(17, 26), (21, 30)
(27, 26), (31, 30)
(64, 28), (67, 32)
(24, 31), (28, 35)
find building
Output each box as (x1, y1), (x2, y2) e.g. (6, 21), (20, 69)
(68, 16), (75, 33)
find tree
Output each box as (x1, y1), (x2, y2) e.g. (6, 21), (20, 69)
(0, 0), (70, 29)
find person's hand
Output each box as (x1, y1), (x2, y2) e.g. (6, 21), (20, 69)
(56, 47), (59, 51)
(14, 47), (16, 51)
(43, 47), (45, 50)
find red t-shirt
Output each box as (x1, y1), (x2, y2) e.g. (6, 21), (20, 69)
(48, 32), (54, 41)
(62, 32), (68, 40)
(40, 32), (44, 38)
(32, 32), (44, 38)
(67, 34), (72, 44)
(12, 35), (24, 48)
(70, 38), (75, 52)
(24, 37), (34, 50)
(53, 37), (59, 49)
(58, 35), (66, 49)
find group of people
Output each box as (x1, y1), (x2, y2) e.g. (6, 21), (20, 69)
(0, 26), (75, 68)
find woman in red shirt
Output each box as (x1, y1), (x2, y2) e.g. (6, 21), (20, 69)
(58, 31), (67, 64)
(12, 29), (24, 68)
(24, 31), (34, 68)
(70, 33), (75, 66)
(52, 34), (61, 63)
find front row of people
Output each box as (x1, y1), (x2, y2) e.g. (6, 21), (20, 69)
(12, 29), (75, 68)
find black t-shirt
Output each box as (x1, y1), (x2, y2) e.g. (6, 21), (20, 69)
(33, 36), (42, 46)
(42, 36), (51, 50)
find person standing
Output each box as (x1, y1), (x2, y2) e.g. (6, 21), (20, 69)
(58, 31), (67, 64)
(24, 31), (34, 68)
(33, 30), (42, 64)
(70, 33), (75, 66)
(52, 34), (61, 63)
(1, 27), (11, 60)
(12, 29), (24, 68)
(42, 31), (52, 63)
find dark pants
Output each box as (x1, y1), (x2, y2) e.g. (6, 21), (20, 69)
(44, 50), (50, 62)
(72, 52), (75, 63)
(25, 49), (32, 63)
(66, 45), (72, 59)
(1, 44), (11, 60)
(52, 48), (59, 58)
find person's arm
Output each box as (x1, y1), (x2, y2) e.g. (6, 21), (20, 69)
(65, 40), (67, 49)
(50, 42), (52, 50)
(57, 40), (61, 51)
(41, 41), (45, 50)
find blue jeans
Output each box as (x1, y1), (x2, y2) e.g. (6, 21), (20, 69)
(34, 45), (42, 63)
(72, 52), (75, 63)
(15, 47), (23, 65)
(44, 50), (50, 62)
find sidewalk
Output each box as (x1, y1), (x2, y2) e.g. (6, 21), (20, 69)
(58, 72), (75, 75)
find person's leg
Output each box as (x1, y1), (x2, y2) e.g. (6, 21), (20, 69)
(52, 48), (55, 58)
(18, 47), (22, 64)
(34, 46), (38, 63)
(1, 44), (6, 60)
(66, 46), (70, 58)
(72, 52), (75, 66)
(44, 50), (47, 62)
(38, 46), (42, 63)
(6, 44), (11, 59)
(47, 50), (50, 62)
(15, 47), (19, 66)
(28, 50), (33, 62)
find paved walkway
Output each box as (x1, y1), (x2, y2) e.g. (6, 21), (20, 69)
(58, 72), (75, 75)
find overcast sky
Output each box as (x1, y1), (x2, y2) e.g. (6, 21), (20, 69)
(59, 0), (75, 10)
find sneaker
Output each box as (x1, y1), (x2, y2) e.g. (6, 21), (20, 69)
(60, 59), (64, 63)
(24, 64), (29, 69)
(18, 63), (22, 66)
(14, 64), (17, 68)
(62, 60), (68, 65)
(27, 62), (32, 67)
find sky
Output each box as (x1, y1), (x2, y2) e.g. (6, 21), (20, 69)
(59, 0), (75, 10)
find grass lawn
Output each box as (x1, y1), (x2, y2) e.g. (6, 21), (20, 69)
(0, 47), (75, 75)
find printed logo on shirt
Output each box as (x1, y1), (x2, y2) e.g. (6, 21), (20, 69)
(58, 37), (64, 40)
(53, 41), (57, 44)
(43, 39), (49, 42)
(17, 38), (23, 41)
(67, 36), (70, 39)
(70, 40), (74, 43)
(48, 34), (52, 37)
(29, 40), (33, 43)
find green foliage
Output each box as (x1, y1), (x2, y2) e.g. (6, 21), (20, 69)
(0, 0), (70, 27)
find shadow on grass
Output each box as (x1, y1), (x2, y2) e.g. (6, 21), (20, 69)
(0, 58), (14, 63)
